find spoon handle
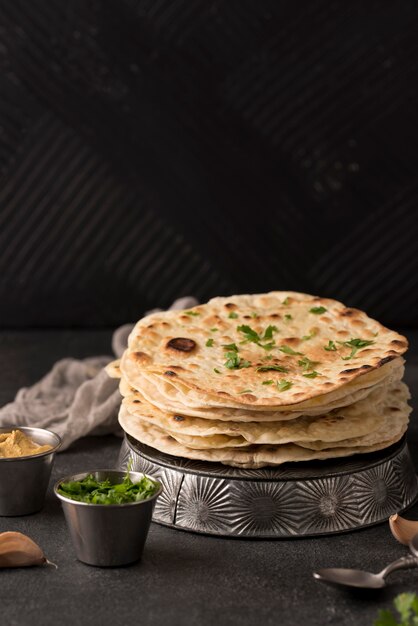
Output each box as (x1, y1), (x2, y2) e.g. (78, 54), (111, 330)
(380, 555), (418, 579)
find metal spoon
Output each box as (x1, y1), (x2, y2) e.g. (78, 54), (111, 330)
(409, 533), (418, 558)
(313, 555), (418, 589)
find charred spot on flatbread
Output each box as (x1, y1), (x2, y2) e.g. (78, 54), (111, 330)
(166, 338), (196, 353)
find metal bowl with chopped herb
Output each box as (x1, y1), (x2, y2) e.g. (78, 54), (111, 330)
(54, 470), (162, 567)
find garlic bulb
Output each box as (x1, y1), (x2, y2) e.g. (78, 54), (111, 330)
(0, 532), (51, 568)
(389, 513), (418, 545)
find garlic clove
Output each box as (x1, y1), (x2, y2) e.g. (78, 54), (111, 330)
(389, 513), (418, 546)
(0, 531), (47, 568)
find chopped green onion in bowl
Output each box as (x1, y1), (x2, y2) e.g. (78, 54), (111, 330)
(57, 473), (160, 505)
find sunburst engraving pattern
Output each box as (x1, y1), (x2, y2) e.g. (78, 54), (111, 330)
(296, 476), (360, 533)
(236, 468), (285, 480)
(392, 448), (418, 506)
(229, 481), (300, 536)
(135, 455), (163, 479)
(176, 477), (232, 533)
(118, 436), (417, 537)
(154, 469), (183, 525)
(117, 439), (132, 471)
(353, 463), (404, 522)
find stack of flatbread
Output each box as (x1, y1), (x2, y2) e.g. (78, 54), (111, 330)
(107, 292), (411, 468)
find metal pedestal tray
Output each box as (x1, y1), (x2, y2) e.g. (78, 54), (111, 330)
(118, 434), (418, 538)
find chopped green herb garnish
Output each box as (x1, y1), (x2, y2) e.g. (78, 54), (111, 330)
(262, 380), (274, 385)
(279, 345), (303, 356)
(298, 356), (320, 371)
(210, 327), (218, 332)
(213, 368), (221, 374)
(263, 325), (278, 340)
(302, 330), (317, 341)
(277, 380), (293, 392)
(237, 324), (278, 350)
(57, 473), (160, 505)
(309, 306), (327, 314)
(228, 311), (239, 319)
(206, 338), (214, 347)
(324, 340), (337, 351)
(260, 341), (275, 351)
(339, 338), (375, 360)
(251, 312), (258, 318)
(224, 352), (251, 369)
(282, 297), (290, 305)
(263, 354), (273, 361)
(185, 310), (200, 316)
(223, 342), (238, 352)
(237, 324), (260, 343)
(238, 389), (252, 394)
(256, 365), (289, 373)
(303, 371), (319, 378)
(224, 352), (240, 368)
(284, 314), (292, 321)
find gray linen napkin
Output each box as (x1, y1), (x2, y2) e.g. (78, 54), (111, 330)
(0, 297), (198, 450)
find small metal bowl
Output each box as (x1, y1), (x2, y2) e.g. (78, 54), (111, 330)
(0, 426), (61, 516)
(54, 470), (163, 567)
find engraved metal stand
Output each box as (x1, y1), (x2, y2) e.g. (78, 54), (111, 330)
(118, 434), (418, 538)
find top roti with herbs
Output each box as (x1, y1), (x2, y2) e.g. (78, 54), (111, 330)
(123, 292), (407, 408)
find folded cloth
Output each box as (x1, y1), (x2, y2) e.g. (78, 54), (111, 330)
(0, 297), (198, 450)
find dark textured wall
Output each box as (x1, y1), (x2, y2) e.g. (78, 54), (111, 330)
(0, 1), (417, 327)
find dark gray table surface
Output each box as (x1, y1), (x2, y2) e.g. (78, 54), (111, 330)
(1, 329), (418, 626)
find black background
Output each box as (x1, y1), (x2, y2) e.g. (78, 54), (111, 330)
(1, 0), (418, 328)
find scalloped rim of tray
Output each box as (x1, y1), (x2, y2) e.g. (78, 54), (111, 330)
(118, 434), (418, 538)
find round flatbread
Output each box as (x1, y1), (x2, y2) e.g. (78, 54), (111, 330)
(120, 382), (410, 450)
(121, 380), (407, 444)
(122, 292), (407, 408)
(118, 405), (404, 469)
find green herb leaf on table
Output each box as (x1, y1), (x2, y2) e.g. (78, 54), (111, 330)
(374, 609), (399, 626)
(374, 592), (418, 626)
(395, 593), (418, 623)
